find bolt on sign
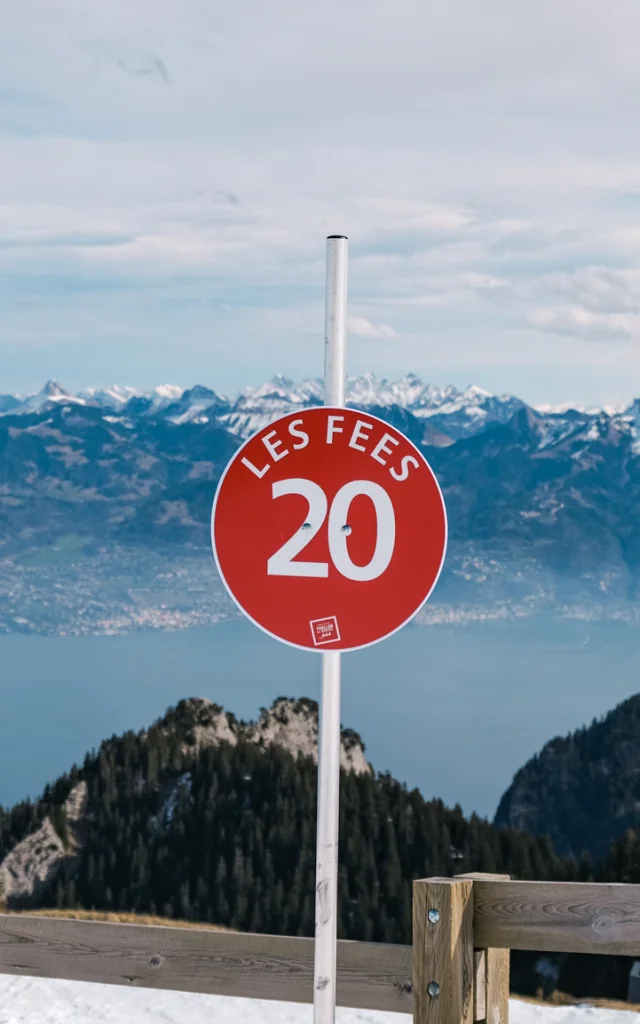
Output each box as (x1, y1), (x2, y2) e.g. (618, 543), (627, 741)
(211, 405), (447, 653)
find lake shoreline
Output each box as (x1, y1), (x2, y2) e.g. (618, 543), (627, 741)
(1, 616), (639, 819)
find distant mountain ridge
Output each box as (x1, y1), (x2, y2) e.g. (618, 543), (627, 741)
(3, 373), (640, 626)
(2, 374), (637, 447)
(0, 373), (529, 441)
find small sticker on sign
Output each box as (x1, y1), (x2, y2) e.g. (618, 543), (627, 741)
(310, 616), (341, 646)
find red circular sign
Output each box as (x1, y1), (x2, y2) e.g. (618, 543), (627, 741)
(211, 407), (447, 652)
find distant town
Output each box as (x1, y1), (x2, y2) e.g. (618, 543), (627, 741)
(0, 548), (232, 636)
(1, 546), (637, 636)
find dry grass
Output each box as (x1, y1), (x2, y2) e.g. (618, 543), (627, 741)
(4, 909), (230, 931)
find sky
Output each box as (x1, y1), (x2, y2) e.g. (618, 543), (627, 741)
(3, 0), (640, 406)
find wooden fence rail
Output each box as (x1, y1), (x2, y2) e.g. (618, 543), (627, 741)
(2, 874), (640, 1021)
(412, 873), (640, 1024)
(472, 879), (640, 955)
(0, 913), (412, 1013)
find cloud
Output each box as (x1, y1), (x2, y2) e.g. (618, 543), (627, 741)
(347, 317), (398, 339)
(526, 307), (639, 342)
(462, 264), (640, 342)
(117, 56), (170, 84)
(3, 0), (640, 401)
(361, 201), (475, 235)
(542, 267), (639, 315)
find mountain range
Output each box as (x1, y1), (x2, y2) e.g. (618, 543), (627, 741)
(0, 375), (530, 440)
(0, 375), (632, 441)
(2, 374), (640, 625)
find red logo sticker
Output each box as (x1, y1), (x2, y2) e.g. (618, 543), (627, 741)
(310, 616), (341, 646)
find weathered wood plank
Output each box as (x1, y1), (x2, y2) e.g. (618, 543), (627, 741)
(457, 873), (510, 1024)
(486, 947), (510, 1024)
(413, 877), (474, 1024)
(473, 880), (640, 955)
(473, 951), (486, 1021)
(0, 914), (411, 1013)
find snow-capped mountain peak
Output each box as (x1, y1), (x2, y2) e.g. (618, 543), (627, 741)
(80, 386), (142, 407)
(464, 384), (491, 397)
(3, 376), (639, 451)
(19, 381), (86, 414)
(154, 384), (185, 402)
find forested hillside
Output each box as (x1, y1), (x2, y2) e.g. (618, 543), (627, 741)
(495, 693), (640, 859)
(4, 694), (640, 998)
(0, 696), (579, 946)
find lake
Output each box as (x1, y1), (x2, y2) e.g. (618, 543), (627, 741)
(1, 616), (639, 819)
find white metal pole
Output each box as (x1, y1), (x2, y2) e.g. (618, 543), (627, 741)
(314, 235), (348, 1024)
(324, 236), (347, 407)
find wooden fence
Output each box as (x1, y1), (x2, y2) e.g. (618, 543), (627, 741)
(1, 873), (640, 1021)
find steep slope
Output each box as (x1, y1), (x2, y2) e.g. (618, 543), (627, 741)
(495, 694), (640, 859)
(0, 403), (239, 554)
(0, 782), (87, 906)
(0, 697), (370, 910)
(426, 405), (640, 593)
(0, 696), (574, 943)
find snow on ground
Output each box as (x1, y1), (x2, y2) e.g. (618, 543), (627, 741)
(0, 977), (639, 1024)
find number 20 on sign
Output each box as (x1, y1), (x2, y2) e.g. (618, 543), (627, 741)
(212, 406), (447, 653)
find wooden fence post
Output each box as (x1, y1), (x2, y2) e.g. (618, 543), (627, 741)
(456, 873), (510, 1024)
(413, 877), (474, 1024)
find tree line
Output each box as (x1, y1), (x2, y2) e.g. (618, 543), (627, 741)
(0, 699), (637, 998)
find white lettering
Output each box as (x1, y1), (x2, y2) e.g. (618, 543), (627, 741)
(327, 415), (344, 443)
(328, 481), (396, 582)
(267, 479), (329, 577)
(288, 418), (310, 450)
(371, 432), (400, 466)
(268, 478), (396, 582)
(349, 419), (374, 452)
(242, 456), (270, 479)
(390, 454), (420, 482)
(262, 429), (289, 462)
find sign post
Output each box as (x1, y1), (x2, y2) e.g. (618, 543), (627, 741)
(313, 235), (348, 1023)
(211, 234), (447, 1024)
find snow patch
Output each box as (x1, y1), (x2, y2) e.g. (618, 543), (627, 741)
(162, 773), (192, 826)
(0, 979), (637, 1024)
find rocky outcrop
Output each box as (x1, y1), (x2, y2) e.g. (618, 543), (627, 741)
(0, 818), (66, 906)
(247, 698), (371, 775)
(157, 698), (238, 754)
(162, 696), (371, 775)
(65, 780), (88, 826)
(0, 781), (87, 907)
